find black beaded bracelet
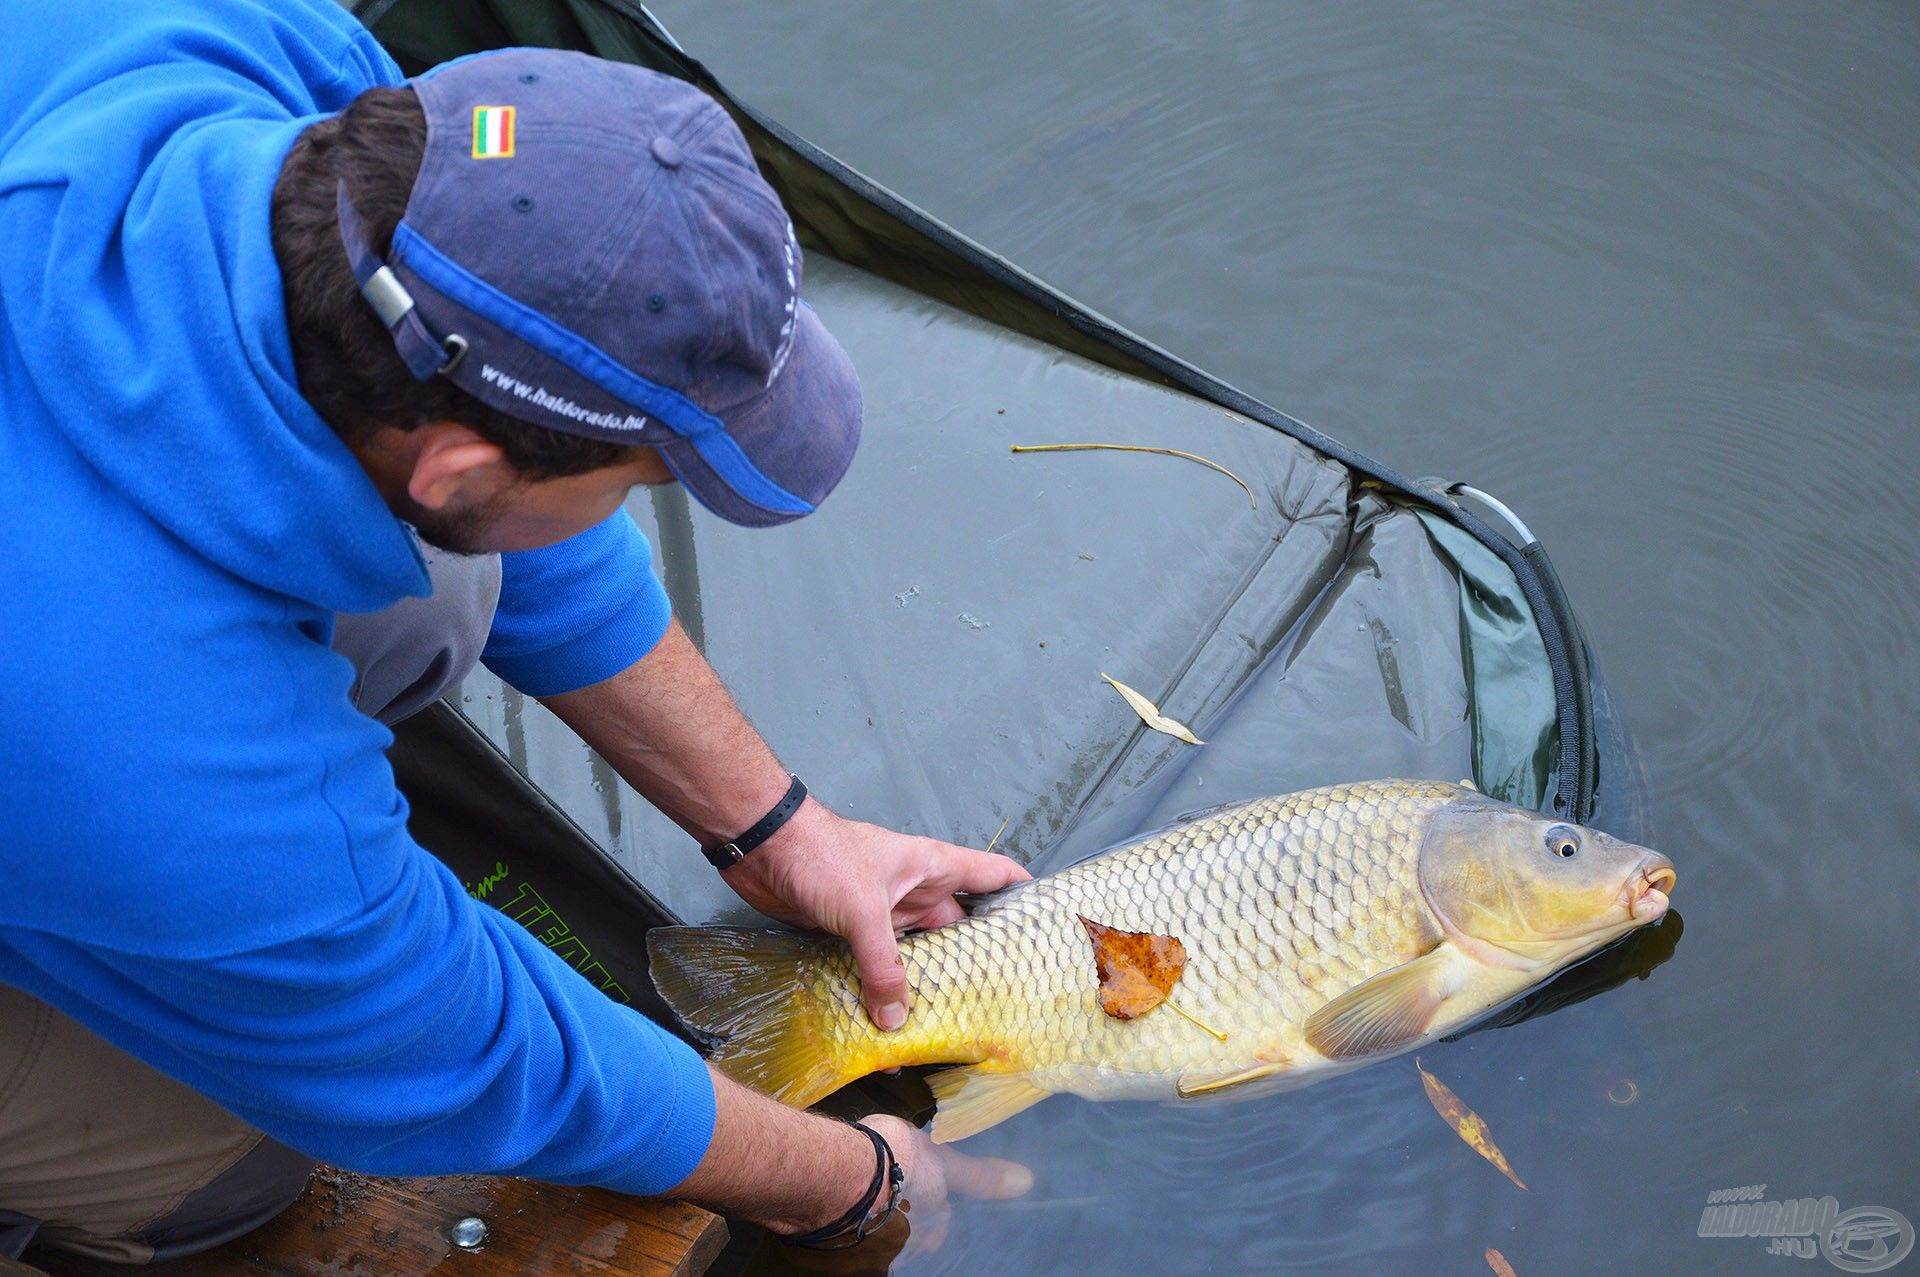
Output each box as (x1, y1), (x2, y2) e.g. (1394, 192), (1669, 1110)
(701, 773), (807, 870)
(781, 1121), (905, 1251)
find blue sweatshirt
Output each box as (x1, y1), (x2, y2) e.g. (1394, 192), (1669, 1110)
(0, 0), (715, 1194)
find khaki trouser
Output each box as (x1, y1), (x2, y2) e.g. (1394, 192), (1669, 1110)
(0, 541), (501, 1264)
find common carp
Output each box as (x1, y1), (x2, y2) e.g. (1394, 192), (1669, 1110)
(648, 780), (1676, 1142)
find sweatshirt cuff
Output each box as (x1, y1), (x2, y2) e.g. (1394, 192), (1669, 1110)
(483, 578), (671, 697)
(601, 1035), (718, 1197)
(482, 510), (673, 697)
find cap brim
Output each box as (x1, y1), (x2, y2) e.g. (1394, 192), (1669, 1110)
(657, 305), (862, 528)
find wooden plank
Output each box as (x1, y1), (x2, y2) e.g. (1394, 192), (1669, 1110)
(32, 1171), (726, 1277)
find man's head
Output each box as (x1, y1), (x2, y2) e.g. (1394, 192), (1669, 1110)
(271, 52), (861, 554)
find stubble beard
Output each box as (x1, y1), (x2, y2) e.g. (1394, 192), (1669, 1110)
(405, 489), (514, 557)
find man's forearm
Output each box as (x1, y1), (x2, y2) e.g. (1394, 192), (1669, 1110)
(669, 1066), (888, 1234)
(541, 618), (790, 846)
(543, 611), (1029, 1028)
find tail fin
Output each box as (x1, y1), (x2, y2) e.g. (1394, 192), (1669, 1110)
(647, 927), (856, 1107)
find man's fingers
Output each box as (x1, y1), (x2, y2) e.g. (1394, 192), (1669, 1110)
(933, 844), (1033, 896)
(937, 1149), (1035, 1200)
(912, 897), (967, 931)
(910, 1214), (951, 1256)
(848, 919), (910, 1031)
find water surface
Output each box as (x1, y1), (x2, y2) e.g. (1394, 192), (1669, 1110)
(649, 2), (1920, 1272)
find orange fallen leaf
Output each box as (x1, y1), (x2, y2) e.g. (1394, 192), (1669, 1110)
(1485, 1247), (1518, 1276)
(1078, 915), (1186, 1019)
(1415, 1057), (1527, 1190)
(1077, 916), (1227, 1039)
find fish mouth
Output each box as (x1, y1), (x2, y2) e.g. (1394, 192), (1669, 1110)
(1625, 856), (1678, 922)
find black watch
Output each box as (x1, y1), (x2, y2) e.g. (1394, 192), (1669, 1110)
(701, 774), (808, 869)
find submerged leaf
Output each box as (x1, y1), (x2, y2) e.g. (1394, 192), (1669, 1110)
(1078, 915), (1187, 1020)
(1101, 673), (1205, 745)
(1415, 1057), (1528, 1190)
(1485, 1249), (1518, 1277)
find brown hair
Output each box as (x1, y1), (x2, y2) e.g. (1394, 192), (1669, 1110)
(271, 85), (640, 478)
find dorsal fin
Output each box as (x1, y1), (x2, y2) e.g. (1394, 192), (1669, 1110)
(1166, 798), (1259, 827)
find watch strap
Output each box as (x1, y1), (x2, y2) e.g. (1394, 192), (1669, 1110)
(702, 774), (808, 869)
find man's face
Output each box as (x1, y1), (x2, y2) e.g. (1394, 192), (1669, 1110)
(409, 450), (674, 556)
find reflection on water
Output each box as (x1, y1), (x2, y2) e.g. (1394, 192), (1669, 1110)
(655, 0), (1920, 1272)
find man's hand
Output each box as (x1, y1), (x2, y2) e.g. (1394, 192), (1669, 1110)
(861, 1114), (1031, 1257)
(721, 800), (1030, 1030)
(670, 1073), (1029, 1252)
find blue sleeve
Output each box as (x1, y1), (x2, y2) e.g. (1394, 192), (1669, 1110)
(484, 509), (674, 697)
(0, 549), (714, 1194)
(0, 861), (717, 1197)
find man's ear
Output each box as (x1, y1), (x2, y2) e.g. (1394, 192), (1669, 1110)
(406, 423), (508, 511)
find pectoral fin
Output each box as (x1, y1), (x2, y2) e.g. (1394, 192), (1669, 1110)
(926, 1066), (1050, 1143)
(1304, 944), (1463, 1060)
(1176, 1060), (1290, 1098)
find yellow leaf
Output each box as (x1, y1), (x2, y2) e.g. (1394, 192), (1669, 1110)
(1009, 442), (1258, 510)
(1101, 673), (1204, 745)
(1485, 1248), (1518, 1277)
(1415, 1057), (1528, 1190)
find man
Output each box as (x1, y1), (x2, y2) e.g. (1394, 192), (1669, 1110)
(0, 0), (1028, 1263)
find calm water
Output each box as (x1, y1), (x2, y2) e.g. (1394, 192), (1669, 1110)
(650, 2), (1920, 1272)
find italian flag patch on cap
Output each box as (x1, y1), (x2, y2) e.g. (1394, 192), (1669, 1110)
(472, 105), (516, 159)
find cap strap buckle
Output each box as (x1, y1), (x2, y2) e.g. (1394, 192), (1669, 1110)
(335, 184), (470, 381)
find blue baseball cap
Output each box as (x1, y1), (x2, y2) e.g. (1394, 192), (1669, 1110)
(334, 48), (860, 527)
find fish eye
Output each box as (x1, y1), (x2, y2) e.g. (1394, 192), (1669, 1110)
(1545, 825), (1581, 858)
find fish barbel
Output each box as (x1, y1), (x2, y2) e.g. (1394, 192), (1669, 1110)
(649, 779), (1676, 1142)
